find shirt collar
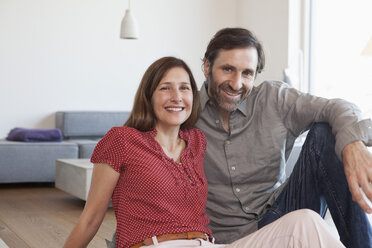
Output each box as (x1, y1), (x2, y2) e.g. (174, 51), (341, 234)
(237, 91), (252, 117)
(199, 81), (250, 117)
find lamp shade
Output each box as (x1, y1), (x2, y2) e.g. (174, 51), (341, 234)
(120, 9), (139, 39)
(362, 37), (372, 56)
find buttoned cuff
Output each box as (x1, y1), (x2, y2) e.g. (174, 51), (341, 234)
(335, 119), (372, 160)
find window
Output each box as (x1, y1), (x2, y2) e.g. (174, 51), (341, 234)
(309, 0), (372, 118)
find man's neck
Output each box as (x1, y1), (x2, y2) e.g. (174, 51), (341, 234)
(217, 107), (231, 133)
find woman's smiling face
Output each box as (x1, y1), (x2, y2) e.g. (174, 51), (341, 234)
(152, 67), (193, 130)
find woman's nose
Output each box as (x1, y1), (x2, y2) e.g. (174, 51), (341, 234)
(171, 90), (182, 102)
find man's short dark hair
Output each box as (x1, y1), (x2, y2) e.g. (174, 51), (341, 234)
(204, 27), (265, 75)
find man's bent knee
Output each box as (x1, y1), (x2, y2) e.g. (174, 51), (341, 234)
(309, 123), (334, 143)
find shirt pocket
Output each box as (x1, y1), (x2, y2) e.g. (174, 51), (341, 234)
(231, 129), (284, 185)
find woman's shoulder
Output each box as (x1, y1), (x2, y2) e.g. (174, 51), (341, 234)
(182, 128), (207, 158)
(187, 128), (206, 139)
(103, 126), (147, 143)
(108, 126), (141, 135)
(182, 128), (206, 150)
(181, 127), (205, 139)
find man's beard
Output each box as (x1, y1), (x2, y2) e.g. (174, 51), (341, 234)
(207, 74), (248, 113)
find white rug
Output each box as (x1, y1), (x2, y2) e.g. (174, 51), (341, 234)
(0, 238), (8, 248)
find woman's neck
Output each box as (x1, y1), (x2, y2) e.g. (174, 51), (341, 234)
(154, 125), (184, 163)
(155, 125), (180, 151)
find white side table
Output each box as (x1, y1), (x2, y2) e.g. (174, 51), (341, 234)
(55, 159), (93, 201)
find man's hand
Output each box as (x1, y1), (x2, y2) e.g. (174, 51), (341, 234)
(342, 140), (372, 213)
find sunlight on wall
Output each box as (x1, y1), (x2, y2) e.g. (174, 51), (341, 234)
(310, 0), (372, 118)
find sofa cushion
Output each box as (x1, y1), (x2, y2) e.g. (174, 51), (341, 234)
(65, 139), (100, 158)
(56, 111), (130, 138)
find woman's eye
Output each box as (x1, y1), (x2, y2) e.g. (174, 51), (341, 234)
(160, 87), (170, 90)
(180, 86), (190, 90)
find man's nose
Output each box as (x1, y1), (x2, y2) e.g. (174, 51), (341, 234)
(229, 73), (243, 91)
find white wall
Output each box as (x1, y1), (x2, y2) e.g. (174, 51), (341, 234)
(0, 0), (239, 138)
(237, 0), (289, 85)
(0, 0), (291, 139)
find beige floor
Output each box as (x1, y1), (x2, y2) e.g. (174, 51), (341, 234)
(0, 184), (116, 248)
(1, 184), (371, 248)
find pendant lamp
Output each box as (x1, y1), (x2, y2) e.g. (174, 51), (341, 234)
(362, 37), (372, 56)
(120, 0), (139, 39)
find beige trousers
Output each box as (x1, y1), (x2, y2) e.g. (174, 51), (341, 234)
(143, 209), (345, 248)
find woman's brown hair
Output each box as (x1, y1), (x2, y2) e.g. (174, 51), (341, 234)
(124, 57), (201, 131)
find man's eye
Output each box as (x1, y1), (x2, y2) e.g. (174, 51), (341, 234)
(243, 71), (254, 78)
(223, 67), (232, 72)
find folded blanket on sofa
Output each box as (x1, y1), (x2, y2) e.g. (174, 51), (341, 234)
(6, 128), (63, 142)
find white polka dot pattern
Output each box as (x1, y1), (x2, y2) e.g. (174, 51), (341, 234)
(91, 127), (211, 248)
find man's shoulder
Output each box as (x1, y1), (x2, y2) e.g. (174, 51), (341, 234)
(256, 80), (287, 90)
(253, 80), (289, 97)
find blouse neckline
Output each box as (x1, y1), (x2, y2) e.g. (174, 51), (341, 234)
(146, 128), (190, 165)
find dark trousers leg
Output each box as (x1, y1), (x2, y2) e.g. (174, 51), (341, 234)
(258, 123), (372, 248)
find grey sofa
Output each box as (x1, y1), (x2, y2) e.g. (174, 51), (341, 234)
(0, 111), (130, 183)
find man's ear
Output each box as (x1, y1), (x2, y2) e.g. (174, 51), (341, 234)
(203, 60), (210, 79)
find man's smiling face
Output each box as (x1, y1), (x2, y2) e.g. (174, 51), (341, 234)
(204, 47), (258, 113)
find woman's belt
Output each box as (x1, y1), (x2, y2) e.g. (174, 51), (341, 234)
(130, 231), (210, 248)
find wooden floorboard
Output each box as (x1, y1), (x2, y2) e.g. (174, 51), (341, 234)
(0, 185), (116, 248)
(0, 219), (29, 248)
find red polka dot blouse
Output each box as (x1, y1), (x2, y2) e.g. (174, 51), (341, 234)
(91, 126), (212, 248)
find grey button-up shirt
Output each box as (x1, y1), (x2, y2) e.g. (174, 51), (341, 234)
(195, 80), (372, 244)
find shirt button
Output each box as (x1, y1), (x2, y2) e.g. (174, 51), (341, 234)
(235, 188), (240, 193)
(215, 119), (220, 124)
(226, 140), (231, 145)
(231, 166), (236, 171)
(245, 206), (250, 211)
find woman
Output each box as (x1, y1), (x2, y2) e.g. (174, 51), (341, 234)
(64, 56), (209, 248)
(64, 57), (344, 248)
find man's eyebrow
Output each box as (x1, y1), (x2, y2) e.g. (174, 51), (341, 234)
(220, 64), (254, 73)
(220, 64), (235, 67)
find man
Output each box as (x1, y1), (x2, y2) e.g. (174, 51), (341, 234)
(195, 27), (372, 248)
